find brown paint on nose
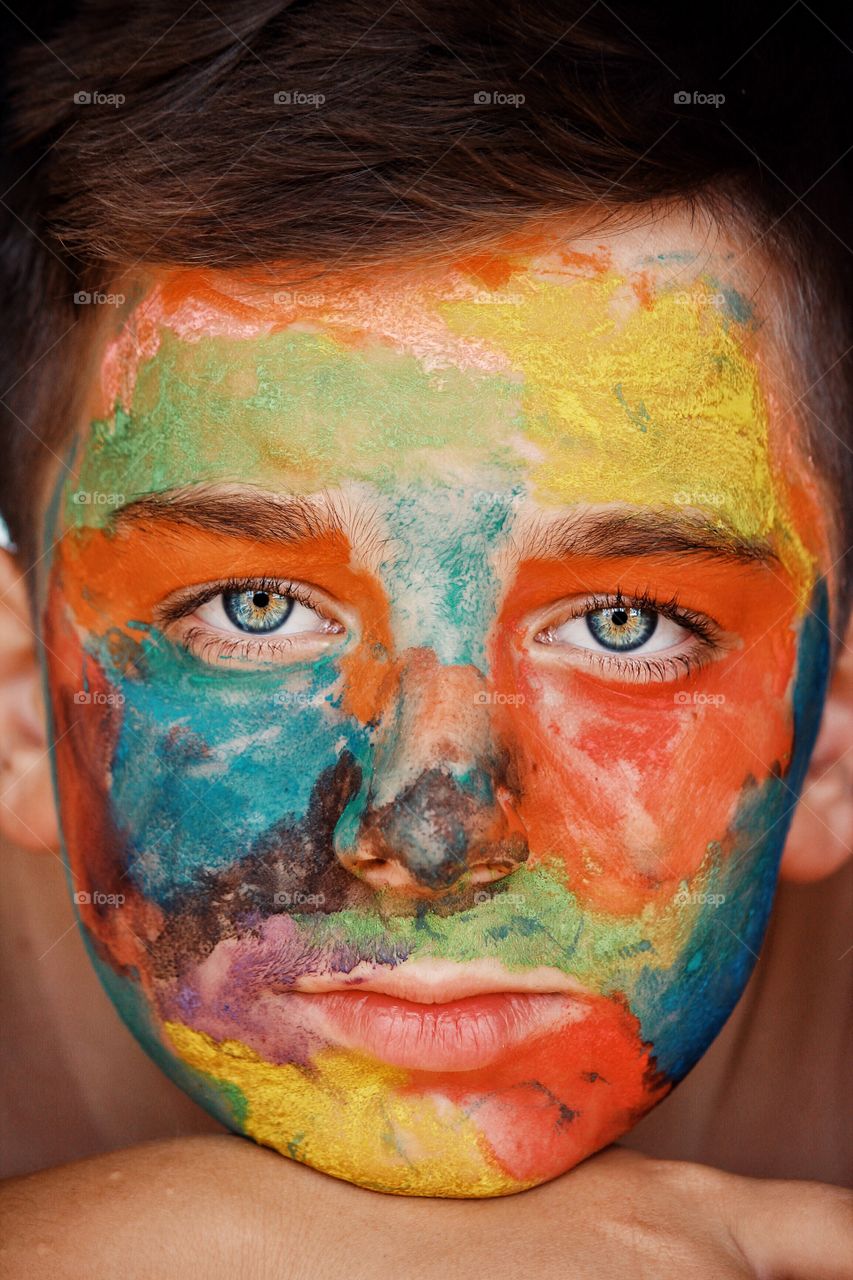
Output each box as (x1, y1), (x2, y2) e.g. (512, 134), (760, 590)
(334, 650), (529, 897)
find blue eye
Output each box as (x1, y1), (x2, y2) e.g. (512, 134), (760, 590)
(222, 589), (296, 634)
(585, 606), (657, 652)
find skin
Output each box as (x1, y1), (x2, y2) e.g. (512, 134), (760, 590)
(37, 220), (836, 1197)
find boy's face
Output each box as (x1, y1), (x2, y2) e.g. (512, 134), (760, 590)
(40, 221), (832, 1196)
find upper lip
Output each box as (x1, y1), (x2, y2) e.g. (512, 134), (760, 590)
(285, 958), (590, 1005)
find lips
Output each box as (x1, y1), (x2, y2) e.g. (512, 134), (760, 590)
(289, 988), (586, 1071)
(169, 929), (592, 1073)
(288, 956), (589, 1003)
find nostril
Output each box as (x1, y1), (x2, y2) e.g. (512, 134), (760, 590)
(469, 859), (522, 885)
(335, 768), (530, 894)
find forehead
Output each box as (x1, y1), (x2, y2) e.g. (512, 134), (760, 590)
(61, 218), (821, 592)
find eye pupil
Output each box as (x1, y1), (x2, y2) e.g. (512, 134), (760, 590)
(586, 605), (657, 652)
(223, 588), (295, 634)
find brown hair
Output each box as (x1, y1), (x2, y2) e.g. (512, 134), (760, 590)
(1, 0), (851, 618)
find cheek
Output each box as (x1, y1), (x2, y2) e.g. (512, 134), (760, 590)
(490, 640), (798, 914)
(109, 680), (345, 907)
(44, 594), (369, 912)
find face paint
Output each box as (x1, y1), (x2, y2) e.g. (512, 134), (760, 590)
(40, 232), (834, 1195)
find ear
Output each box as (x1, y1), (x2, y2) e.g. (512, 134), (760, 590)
(781, 614), (853, 882)
(0, 548), (60, 851)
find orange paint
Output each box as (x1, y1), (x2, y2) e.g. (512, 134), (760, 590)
(450, 252), (518, 291)
(488, 552), (800, 913)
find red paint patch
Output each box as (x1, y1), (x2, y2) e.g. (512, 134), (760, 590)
(404, 993), (665, 1183)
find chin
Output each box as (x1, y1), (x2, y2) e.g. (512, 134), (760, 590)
(158, 986), (670, 1197)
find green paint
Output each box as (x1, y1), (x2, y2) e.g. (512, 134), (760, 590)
(304, 863), (658, 991)
(613, 382), (652, 433)
(68, 329), (524, 530)
(719, 286), (754, 327)
(286, 1132), (307, 1159)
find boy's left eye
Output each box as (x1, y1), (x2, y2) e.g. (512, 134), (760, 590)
(549, 605), (688, 654)
(529, 591), (722, 681)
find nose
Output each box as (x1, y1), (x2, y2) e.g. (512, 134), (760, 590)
(333, 649), (528, 897)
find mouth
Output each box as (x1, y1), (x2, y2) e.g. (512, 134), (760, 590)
(174, 920), (593, 1074)
(287, 989), (584, 1071)
(288, 956), (586, 1002)
(281, 959), (590, 1072)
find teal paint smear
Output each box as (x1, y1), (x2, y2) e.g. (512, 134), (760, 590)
(650, 268), (754, 332)
(100, 625), (370, 904)
(613, 383), (652, 433)
(699, 278), (756, 330)
(641, 252), (698, 266)
(718, 286), (754, 327)
(378, 483), (520, 668)
(51, 709), (251, 1135)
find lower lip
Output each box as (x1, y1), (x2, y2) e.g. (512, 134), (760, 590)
(290, 990), (581, 1072)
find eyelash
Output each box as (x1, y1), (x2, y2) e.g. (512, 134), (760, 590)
(534, 586), (721, 683)
(161, 579), (721, 682)
(160, 576), (342, 662)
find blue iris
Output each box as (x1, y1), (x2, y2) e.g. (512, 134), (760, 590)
(586, 605), (657, 651)
(223, 589), (295, 633)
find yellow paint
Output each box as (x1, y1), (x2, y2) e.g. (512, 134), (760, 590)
(165, 1021), (527, 1197)
(440, 274), (813, 590)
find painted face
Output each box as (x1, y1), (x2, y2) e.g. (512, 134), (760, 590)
(41, 229), (833, 1196)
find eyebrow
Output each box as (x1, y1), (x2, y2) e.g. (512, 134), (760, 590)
(113, 487), (779, 569)
(112, 487), (345, 544)
(510, 507), (779, 567)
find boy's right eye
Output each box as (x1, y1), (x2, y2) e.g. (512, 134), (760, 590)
(156, 577), (347, 666)
(209, 587), (321, 635)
